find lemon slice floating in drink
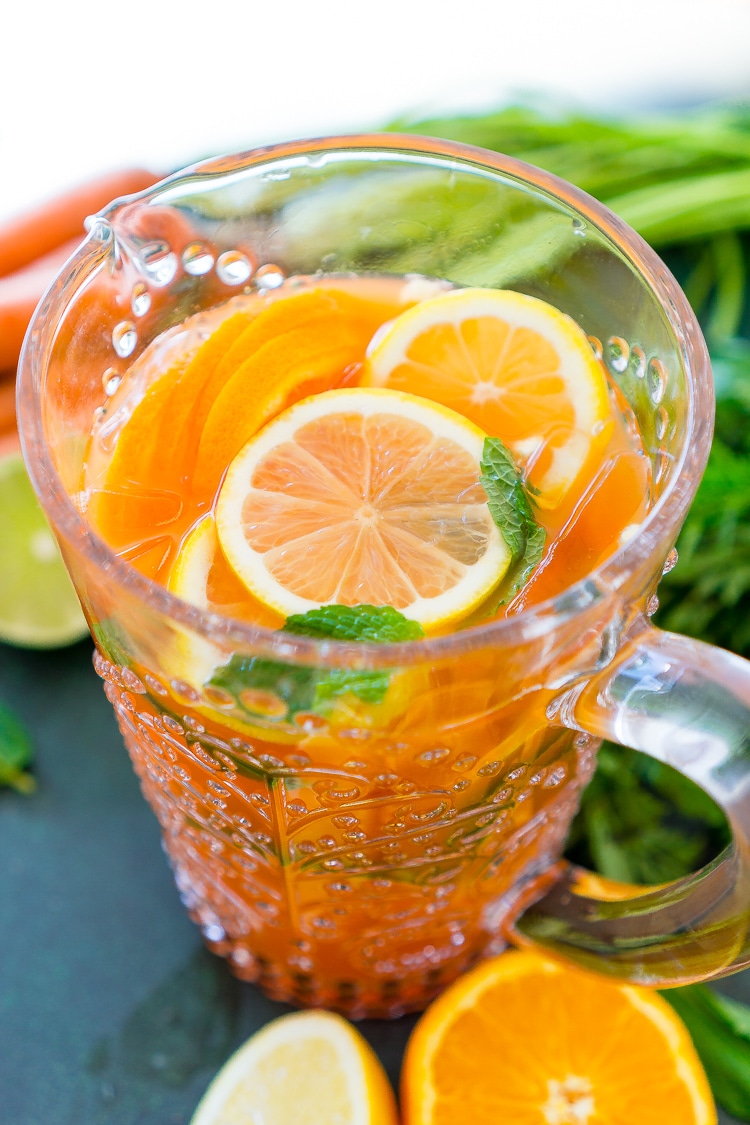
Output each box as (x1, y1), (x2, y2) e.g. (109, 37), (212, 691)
(167, 515), (287, 717)
(215, 387), (512, 630)
(365, 287), (610, 507)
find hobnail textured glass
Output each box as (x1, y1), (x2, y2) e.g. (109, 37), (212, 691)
(17, 136), (750, 1017)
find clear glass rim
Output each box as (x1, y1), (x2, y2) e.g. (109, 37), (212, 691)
(17, 132), (714, 668)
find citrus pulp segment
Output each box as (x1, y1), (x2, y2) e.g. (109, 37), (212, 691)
(215, 387), (512, 629)
(192, 286), (408, 498)
(189, 1010), (398, 1125)
(401, 950), (716, 1125)
(365, 287), (610, 508)
(0, 452), (88, 648)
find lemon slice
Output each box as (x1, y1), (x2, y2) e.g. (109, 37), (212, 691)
(190, 1010), (398, 1125)
(0, 452), (88, 648)
(364, 287), (610, 508)
(167, 515), (280, 683)
(215, 387), (511, 630)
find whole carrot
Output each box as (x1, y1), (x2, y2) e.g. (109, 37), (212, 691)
(0, 371), (20, 459)
(0, 167), (159, 279)
(0, 374), (15, 435)
(0, 429), (20, 459)
(0, 237), (85, 371)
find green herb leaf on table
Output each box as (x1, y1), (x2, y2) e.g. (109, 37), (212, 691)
(208, 605), (423, 722)
(480, 437), (545, 602)
(0, 702), (35, 794)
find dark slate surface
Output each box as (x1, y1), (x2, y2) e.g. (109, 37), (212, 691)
(0, 638), (741, 1123)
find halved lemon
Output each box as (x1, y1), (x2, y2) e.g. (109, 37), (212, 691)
(215, 387), (511, 630)
(365, 287), (610, 508)
(190, 1009), (398, 1125)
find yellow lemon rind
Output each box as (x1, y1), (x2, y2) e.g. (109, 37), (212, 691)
(215, 387), (512, 631)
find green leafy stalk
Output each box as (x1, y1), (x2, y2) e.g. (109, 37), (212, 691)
(208, 605), (423, 722)
(564, 743), (729, 885)
(657, 338), (750, 655)
(400, 97), (750, 1116)
(664, 985), (750, 1120)
(389, 101), (750, 248)
(0, 703), (35, 794)
(479, 437), (545, 602)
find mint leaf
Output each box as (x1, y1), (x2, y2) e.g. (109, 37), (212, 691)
(284, 604), (424, 643)
(209, 655), (319, 718)
(313, 669), (391, 707)
(0, 703), (35, 794)
(92, 620), (131, 668)
(480, 437), (545, 600)
(208, 605), (423, 722)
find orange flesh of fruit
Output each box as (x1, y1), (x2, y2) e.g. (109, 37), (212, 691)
(397, 315), (576, 448)
(217, 390), (506, 625)
(88, 283), (408, 582)
(401, 952), (716, 1125)
(365, 289), (612, 509)
(248, 415), (487, 604)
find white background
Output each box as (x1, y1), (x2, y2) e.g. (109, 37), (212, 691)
(1, 0), (749, 221)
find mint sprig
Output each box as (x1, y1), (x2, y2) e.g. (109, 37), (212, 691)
(480, 437), (545, 601)
(284, 604), (424, 643)
(0, 703), (35, 794)
(208, 605), (423, 722)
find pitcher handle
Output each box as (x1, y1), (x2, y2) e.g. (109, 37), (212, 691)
(508, 623), (750, 986)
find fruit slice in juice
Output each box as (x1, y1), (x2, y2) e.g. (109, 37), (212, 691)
(89, 284), (407, 576)
(365, 287), (610, 507)
(215, 387), (512, 630)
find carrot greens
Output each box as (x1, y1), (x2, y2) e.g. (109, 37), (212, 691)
(397, 99), (750, 1120)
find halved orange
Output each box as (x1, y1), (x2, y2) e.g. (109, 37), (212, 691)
(401, 950), (716, 1125)
(365, 288), (610, 508)
(215, 387), (511, 630)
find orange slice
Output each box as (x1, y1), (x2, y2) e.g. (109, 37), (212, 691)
(215, 387), (511, 630)
(190, 1009), (398, 1125)
(365, 287), (610, 507)
(89, 284), (406, 569)
(192, 286), (406, 498)
(401, 950), (716, 1125)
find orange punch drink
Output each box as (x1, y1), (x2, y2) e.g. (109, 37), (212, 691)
(19, 137), (750, 1018)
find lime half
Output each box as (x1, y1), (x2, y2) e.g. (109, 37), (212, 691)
(0, 452), (88, 648)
